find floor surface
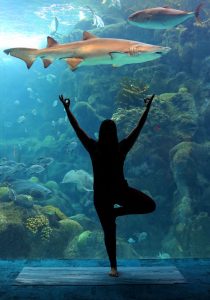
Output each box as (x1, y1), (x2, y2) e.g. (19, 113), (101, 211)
(0, 259), (209, 299)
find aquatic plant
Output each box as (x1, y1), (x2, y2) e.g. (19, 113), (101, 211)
(115, 77), (149, 109)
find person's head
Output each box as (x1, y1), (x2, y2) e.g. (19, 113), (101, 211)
(98, 119), (118, 147)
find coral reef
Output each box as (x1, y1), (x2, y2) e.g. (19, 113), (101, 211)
(1, 0), (210, 259)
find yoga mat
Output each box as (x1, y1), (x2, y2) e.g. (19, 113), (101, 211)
(15, 266), (186, 285)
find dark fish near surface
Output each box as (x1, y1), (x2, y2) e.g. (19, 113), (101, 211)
(128, 4), (203, 29)
(10, 180), (52, 199)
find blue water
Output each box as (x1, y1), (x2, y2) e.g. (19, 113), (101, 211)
(0, 0), (210, 260)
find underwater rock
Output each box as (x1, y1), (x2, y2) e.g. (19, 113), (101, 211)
(39, 218), (84, 258)
(0, 186), (14, 202)
(59, 218), (83, 241)
(164, 212), (210, 258)
(162, 235), (184, 258)
(77, 230), (93, 252)
(41, 205), (67, 221)
(133, 64), (169, 94)
(40, 192), (74, 217)
(25, 214), (50, 234)
(188, 212), (210, 257)
(45, 180), (59, 192)
(42, 135), (56, 146)
(70, 213), (98, 230)
(0, 202), (33, 257)
(117, 237), (139, 259)
(166, 72), (187, 92)
(170, 141), (210, 213)
(64, 230), (105, 259)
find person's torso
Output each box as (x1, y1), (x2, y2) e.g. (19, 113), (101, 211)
(90, 144), (127, 194)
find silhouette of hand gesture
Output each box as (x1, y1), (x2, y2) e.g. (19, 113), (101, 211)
(59, 95), (71, 109)
(144, 94), (155, 109)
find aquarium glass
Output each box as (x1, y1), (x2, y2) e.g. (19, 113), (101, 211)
(0, 0), (210, 259)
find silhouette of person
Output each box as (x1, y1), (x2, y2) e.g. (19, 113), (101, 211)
(59, 94), (156, 277)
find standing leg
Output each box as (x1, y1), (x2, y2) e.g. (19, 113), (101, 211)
(94, 202), (118, 277)
(115, 187), (156, 217)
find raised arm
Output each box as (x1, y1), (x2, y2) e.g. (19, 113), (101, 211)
(120, 94), (155, 154)
(59, 95), (95, 152)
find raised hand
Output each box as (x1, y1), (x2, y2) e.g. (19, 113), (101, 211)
(59, 94), (71, 110)
(144, 94), (155, 109)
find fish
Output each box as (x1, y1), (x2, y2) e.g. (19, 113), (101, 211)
(134, 231), (148, 242)
(102, 0), (121, 9)
(128, 4), (203, 30)
(31, 108), (37, 116)
(10, 180), (52, 199)
(26, 164), (45, 175)
(4, 31), (170, 71)
(61, 169), (93, 192)
(92, 14), (105, 28)
(65, 140), (78, 153)
(111, 0), (121, 9)
(36, 157), (54, 167)
(49, 16), (59, 34)
(0, 165), (14, 176)
(87, 6), (105, 28)
(52, 100), (58, 107)
(17, 115), (26, 124)
(127, 237), (136, 244)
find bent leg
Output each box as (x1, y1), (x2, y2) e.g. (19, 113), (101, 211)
(115, 187), (156, 217)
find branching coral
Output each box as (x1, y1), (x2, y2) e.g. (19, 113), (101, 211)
(25, 214), (52, 240)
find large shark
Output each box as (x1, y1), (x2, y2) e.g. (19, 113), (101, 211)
(4, 31), (170, 71)
(128, 4), (203, 30)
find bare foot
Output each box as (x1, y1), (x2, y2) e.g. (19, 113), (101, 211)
(109, 267), (119, 277)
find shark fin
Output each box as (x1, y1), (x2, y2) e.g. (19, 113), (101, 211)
(47, 36), (58, 48)
(109, 52), (126, 67)
(42, 58), (52, 68)
(4, 48), (36, 69)
(109, 52), (126, 59)
(65, 58), (83, 70)
(83, 31), (98, 40)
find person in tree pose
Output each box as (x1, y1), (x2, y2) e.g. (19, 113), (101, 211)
(59, 94), (156, 277)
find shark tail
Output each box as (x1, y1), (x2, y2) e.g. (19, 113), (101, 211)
(195, 3), (204, 24)
(4, 48), (37, 69)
